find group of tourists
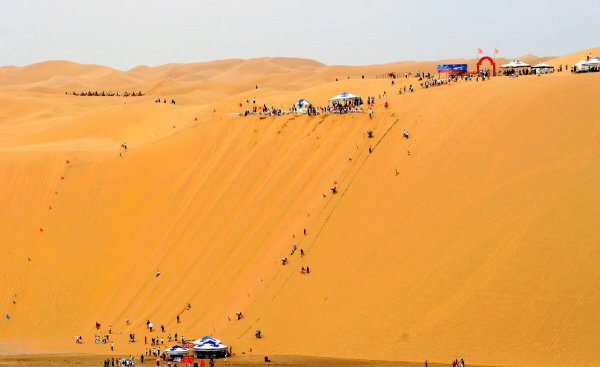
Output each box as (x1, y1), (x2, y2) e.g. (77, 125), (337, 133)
(154, 98), (176, 105)
(95, 334), (111, 344)
(104, 357), (135, 367)
(330, 98), (363, 114)
(146, 346), (162, 357)
(241, 103), (284, 116)
(67, 90), (143, 97)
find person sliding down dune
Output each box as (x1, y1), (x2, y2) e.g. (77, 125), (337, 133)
(403, 129), (410, 139)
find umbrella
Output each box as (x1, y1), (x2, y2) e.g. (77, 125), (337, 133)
(181, 356), (194, 363)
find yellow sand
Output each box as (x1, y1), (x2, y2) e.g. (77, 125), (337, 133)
(0, 49), (599, 367)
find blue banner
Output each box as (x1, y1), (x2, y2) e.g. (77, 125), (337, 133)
(437, 64), (468, 72)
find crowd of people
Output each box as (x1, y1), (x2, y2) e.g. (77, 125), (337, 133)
(330, 97), (363, 114)
(235, 64), (534, 118)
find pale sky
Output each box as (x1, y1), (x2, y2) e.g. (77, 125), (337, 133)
(1, 0), (599, 70)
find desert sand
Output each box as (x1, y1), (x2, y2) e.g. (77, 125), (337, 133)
(0, 47), (599, 367)
(0, 354), (485, 367)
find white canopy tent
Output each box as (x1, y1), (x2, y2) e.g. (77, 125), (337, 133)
(329, 92), (361, 102)
(500, 60), (531, 68)
(531, 62), (554, 74)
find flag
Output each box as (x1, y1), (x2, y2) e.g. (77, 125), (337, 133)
(494, 48), (499, 54)
(477, 48), (483, 54)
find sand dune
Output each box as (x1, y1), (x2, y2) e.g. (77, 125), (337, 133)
(0, 51), (598, 367)
(547, 46), (600, 67)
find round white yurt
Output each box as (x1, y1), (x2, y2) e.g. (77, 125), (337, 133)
(192, 337), (229, 359)
(191, 336), (222, 345)
(163, 345), (190, 362)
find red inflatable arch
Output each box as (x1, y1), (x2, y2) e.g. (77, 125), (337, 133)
(477, 56), (496, 76)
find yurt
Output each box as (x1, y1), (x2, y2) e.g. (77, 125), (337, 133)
(192, 338), (229, 359)
(163, 345), (190, 362)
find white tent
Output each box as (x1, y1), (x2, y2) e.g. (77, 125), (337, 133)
(531, 62), (554, 69)
(574, 60), (588, 72)
(164, 346), (190, 356)
(531, 62), (554, 74)
(500, 59), (531, 68)
(192, 339), (229, 359)
(296, 99), (311, 111)
(191, 336), (222, 345)
(329, 92), (361, 102)
(583, 57), (600, 66)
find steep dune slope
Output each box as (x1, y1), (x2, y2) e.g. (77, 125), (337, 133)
(0, 57), (598, 367)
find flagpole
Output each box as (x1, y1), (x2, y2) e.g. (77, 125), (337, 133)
(494, 49), (497, 76)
